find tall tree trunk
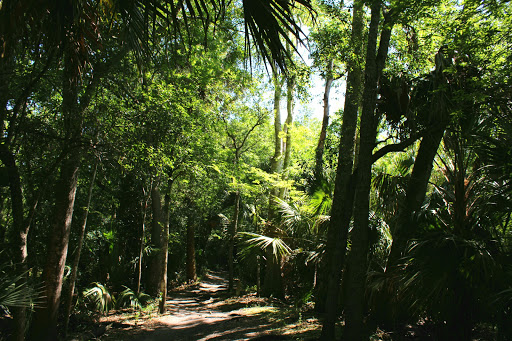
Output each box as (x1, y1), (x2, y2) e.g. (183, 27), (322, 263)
(228, 190), (240, 292)
(148, 182), (164, 296)
(138, 184), (151, 295)
(31, 45), (84, 339)
(159, 186), (171, 313)
(32, 152), (81, 340)
(343, 3), (394, 339)
(263, 68), (286, 298)
(269, 68), (284, 217)
(0, 145), (29, 341)
(186, 221), (197, 282)
(263, 74), (294, 299)
(270, 68), (284, 176)
(283, 75), (295, 172)
(314, 60), (334, 188)
(319, 1), (364, 338)
(279, 75), (295, 199)
(386, 127), (446, 267)
(63, 161), (97, 336)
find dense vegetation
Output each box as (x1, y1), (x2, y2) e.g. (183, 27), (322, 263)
(1, 0), (511, 340)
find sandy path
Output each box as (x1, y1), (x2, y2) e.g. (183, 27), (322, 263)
(100, 272), (283, 341)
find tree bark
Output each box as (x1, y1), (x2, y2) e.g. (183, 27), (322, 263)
(270, 68), (284, 175)
(32, 151), (81, 340)
(381, 51), (451, 328)
(314, 60), (334, 188)
(263, 73), (294, 299)
(386, 126), (446, 267)
(63, 161), (97, 336)
(138, 184), (151, 295)
(0, 144), (29, 341)
(159, 185), (171, 313)
(31, 44), (84, 339)
(186, 221), (197, 282)
(319, 1), (364, 338)
(282, 75), (295, 172)
(228, 190), (240, 292)
(343, 3), (394, 339)
(278, 75), (295, 199)
(148, 182), (164, 296)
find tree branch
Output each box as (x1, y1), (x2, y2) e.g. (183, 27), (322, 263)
(371, 134), (420, 163)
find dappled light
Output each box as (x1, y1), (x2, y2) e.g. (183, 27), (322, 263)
(1, 0), (511, 340)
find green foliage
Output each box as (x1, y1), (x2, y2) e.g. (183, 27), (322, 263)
(238, 232), (292, 261)
(0, 262), (40, 309)
(117, 286), (151, 310)
(83, 283), (114, 315)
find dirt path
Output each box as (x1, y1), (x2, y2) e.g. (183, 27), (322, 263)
(98, 272), (296, 341)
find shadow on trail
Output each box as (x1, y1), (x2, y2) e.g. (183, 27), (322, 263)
(101, 272), (287, 341)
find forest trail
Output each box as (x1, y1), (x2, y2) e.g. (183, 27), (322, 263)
(98, 272), (303, 341)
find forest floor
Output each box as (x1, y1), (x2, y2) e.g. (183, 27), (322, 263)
(67, 272), (497, 341)
(91, 272), (323, 341)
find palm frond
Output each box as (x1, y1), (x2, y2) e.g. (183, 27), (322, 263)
(83, 282), (114, 314)
(117, 286), (151, 310)
(276, 196), (305, 231)
(243, 0), (314, 71)
(238, 231), (291, 261)
(0, 260), (43, 309)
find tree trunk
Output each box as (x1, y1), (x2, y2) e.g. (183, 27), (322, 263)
(186, 221), (197, 282)
(148, 182), (164, 296)
(279, 75), (295, 198)
(270, 68), (284, 175)
(64, 161), (98, 336)
(31, 44), (84, 339)
(138, 185), (151, 295)
(319, 1), (364, 338)
(343, 3), (394, 340)
(386, 126), (446, 267)
(263, 72), (292, 299)
(228, 190), (240, 292)
(283, 75), (295, 172)
(0, 145), (29, 341)
(269, 68), (285, 218)
(314, 60), (334, 188)
(159, 186), (171, 313)
(32, 151), (81, 340)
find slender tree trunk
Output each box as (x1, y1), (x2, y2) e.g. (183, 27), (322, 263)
(314, 60), (334, 188)
(319, 1), (364, 338)
(148, 182), (164, 296)
(0, 145), (28, 341)
(279, 75), (295, 199)
(228, 190), (240, 292)
(263, 74), (294, 299)
(32, 152), (81, 340)
(263, 68), (286, 298)
(386, 126), (446, 267)
(63, 161), (97, 336)
(159, 186), (171, 313)
(186, 221), (197, 282)
(343, 3), (394, 339)
(256, 255), (261, 296)
(31, 44), (84, 339)
(270, 69), (284, 176)
(269, 68), (284, 218)
(283, 75), (295, 172)
(138, 185), (151, 295)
